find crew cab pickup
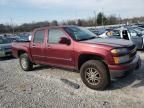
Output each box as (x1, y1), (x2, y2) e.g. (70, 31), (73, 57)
(12, 26), (141, 90)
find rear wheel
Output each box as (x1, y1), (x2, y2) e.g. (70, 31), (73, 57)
(19, 53), (33, 71)
(80, 60), (110, 90)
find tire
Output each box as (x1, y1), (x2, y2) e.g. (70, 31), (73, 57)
(19, 53), (33, 71)
(80, 60), (110, 90)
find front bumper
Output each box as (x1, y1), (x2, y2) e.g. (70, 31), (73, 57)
(0, 50), (12, 57)
(109, 55), (141, 78)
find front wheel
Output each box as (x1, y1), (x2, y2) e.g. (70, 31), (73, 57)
(80, 60), (110, 90)
(19, 53), (33, 71)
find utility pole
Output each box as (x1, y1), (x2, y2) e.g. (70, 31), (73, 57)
(93, 10), (97, 28)
(102, 8), (104, 26)
(10, 18), (14, 35)
(119, 14), (121, 24)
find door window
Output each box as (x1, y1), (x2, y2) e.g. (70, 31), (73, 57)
(48, 29), (67, 44)
(33, 30), (45, 44)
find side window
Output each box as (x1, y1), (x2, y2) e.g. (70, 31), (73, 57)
(48, 29), (67, 44)
(33, 30), (45, 44)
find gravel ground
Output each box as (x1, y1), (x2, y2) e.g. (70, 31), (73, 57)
(0, 52), (144, 108)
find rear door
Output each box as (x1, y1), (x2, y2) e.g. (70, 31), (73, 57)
(30, 29), (45, 63)
(45, 28), (74, 68)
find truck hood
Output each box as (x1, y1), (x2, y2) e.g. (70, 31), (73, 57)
(82, 38), (133, 47)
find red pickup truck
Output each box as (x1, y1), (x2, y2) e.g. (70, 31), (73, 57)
(12, 26), (141, 90)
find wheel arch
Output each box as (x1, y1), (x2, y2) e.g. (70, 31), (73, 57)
(17, 49), (33, 62)
(77, 54), (109, 72)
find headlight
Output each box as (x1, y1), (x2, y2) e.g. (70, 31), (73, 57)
(111, 48), (130, 64)
(111, 48), (129, 56)
(113, 55), (130, 64)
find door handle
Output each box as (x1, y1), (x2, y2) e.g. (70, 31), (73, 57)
(47, 45), (51, 48)
(32, 44), (36, 47)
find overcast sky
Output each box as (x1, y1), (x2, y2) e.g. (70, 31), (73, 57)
(0, 0), (144, 24)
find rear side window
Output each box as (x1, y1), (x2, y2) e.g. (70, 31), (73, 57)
(48, 29), (67, 44)
(33, 30), (45, 43)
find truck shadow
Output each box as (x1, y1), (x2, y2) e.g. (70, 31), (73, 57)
(33, 65), (78, 73)
(33, 65), (52, 71)
(108, 59), (144, 90)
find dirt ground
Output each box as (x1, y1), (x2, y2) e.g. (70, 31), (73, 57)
(0, 51), (144, 108)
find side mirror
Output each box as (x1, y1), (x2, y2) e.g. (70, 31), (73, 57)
(29, 35), (32, 41)
(59, 37), (71, 45)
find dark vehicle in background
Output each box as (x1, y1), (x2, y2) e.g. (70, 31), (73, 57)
(8, 36), (19, 42)
(0, 37), (13, 57)
(131, 26), (144, 35)
(12, 26), (141, 90)
(16, 33), (31, 42)
(136, 24), (144, 28)
(17, 35), (30, 42)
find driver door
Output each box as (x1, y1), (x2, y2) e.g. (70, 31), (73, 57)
(30, 29), (45, 63)
(44, 28), (74, 68)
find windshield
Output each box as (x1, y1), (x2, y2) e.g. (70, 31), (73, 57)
(0, 38), (11, 44)
(111, 30), (121, 37)
(64, 26), (97, 41)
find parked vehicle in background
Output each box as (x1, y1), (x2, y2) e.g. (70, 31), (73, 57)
(12, 26), (141, 90)
(99, 27), (144, 50)
(118, 27), (144, 50)
(136, 24), (144, 28)
(99, 29), (114, 38)
(128, 26), (144, 35)
(0, 37), (13, 57)
(89, 28), (113, 37)
(88, 28), (106, 36)
(88, 28), (100, 35)
(17, 35), (30, 42)
(7, 36), (19, 42)
(16, 33), (31, 42)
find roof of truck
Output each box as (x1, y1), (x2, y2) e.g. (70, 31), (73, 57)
(33, 25), (78, 31)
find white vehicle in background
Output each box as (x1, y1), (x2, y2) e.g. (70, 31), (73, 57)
(99, 27), (144, 49)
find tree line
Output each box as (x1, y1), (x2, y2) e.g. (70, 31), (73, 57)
(0, 12), (144, 33)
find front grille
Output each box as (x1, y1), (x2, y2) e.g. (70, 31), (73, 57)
(128, 45), (137, 60)
(128, 45), (136, 51)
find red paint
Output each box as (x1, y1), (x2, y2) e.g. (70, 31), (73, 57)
(12, 26), (140, 74)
